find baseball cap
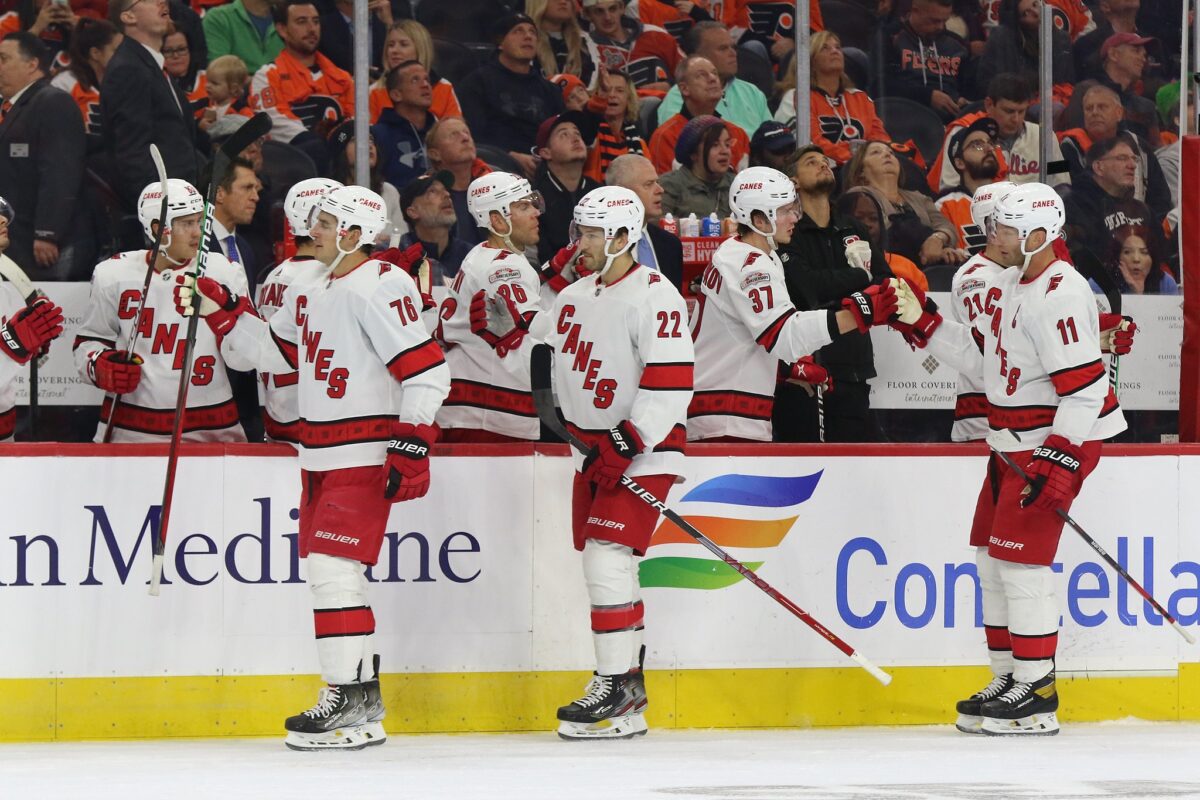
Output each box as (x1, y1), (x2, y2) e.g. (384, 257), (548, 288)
(327, 118), (357, 152)
(750, 120), (796, 154)
(948, 116), (999, 164)
(492, 12), (536, 43)
(1101, 32), (1154, 58)
(550, 73), (587, 104)
(400, 171), (455, 221)
(534, 110), (598, 151)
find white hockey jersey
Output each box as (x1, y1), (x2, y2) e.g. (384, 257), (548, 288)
(73, 250), (253, 443)
(927, 258), (1126, 445)
(547, 264), (694, 478)
(256, 255), (329, 444)
(435, 242), (545, 440)
(223, 257), (451, 471)
(948, 253), (1006, 442)
(0, 281), (27, 441)
(688, 237), (836, 442)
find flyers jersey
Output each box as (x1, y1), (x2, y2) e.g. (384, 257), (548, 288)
(435, 243), (545, 440)
(547, 264), (694, 478)
(688, 237), (835, 442)
(223, 257), (450, 471)
(929, 259), (1126, 445)
(255, 255), (328, 444)
(948, 253), (1005, 442)
(73, 250), (253, 443)
(50, 71), (102, 135)
(251, 50), (353, 143)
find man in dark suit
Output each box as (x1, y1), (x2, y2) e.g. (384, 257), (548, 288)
(605, 153), (683, 290)
(0, 33), (86, 280)
(202, 155), (260, 293)
(101, 0), (205, 212)
(318, 0), (389, 74)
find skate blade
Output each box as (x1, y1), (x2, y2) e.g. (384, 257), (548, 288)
(557, 714), (648, 741)
(981, 711), (1060, 736)
(284, 724), (384, 752)
(954, 713), (984, 734)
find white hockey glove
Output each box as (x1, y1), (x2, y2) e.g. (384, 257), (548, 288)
(844, 236), (872, 276)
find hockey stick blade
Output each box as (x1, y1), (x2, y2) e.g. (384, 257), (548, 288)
(986, 431), (1194, 644)
(212, 112), (271, 178)
(530, 344), (893, 684)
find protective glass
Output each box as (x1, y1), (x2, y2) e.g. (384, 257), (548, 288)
(0, 196), (14, 223)
(512, 191), (545, 215)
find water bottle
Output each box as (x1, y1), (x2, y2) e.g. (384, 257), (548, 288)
(701, 212), (721, 237)
(660, 213), (678, 236)
(681, 213), (700, 238)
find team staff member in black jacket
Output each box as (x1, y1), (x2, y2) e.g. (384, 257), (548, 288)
(775, 145), (891, 442)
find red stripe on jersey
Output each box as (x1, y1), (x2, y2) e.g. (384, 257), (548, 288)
(567, 422), (686, 454)
(1100, 390), (1119, 417)
(272, 329), (299, 369)
(987, 404), (1056, 432)
(954, 392), (988, 420)
(1050, 359), (1105, 396)
(1011, 631), (1058, 661)
(387, 339), (446, 382)
(688, 390), (774, 422)
(313, 606), (376, 639)
(264, 413), (302, 444)
(446, 379), (537, 417)
(985, 625), (1011, 652)
(73, 335), (116, 351)
(0, 408), (14, 439)
(971, 327), (985, 353)
(755, 309), (798, 353)
(271, 371), (299, 388)
(100, 398), (239, 436)
(639, 362), (694, 391)
(590, 601), (645, 633)
(300, 415), (394, 448)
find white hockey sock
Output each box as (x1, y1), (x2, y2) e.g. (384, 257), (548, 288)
(997, 559), (1058, 684)
(975, 548), (1014, 677)
(582, 539), (641, 676)
(306, 553), (374, 686)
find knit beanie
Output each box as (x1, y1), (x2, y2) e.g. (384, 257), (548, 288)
(675, 115), (724, 166)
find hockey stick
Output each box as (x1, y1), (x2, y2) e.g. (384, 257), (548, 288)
(103, 144), (169, 444)
(816, 384), (825, 443)
(530, 343), (893, 685)
(986, 429), (1195, 644)
(150, 113), (271, 595)
(1070, 244), (1123, 394)
(0, 253), (46, 440)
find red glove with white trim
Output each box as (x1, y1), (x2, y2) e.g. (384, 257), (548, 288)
(841, 281), (898, 333)
(890, 278), (943, 349)
(1020, 434), (1085, 510)
(783, 356), (833, 394)
(174, 274), (250, 335)
(1099, 313), (1136, 356)
(0, 297), (63, 363)
(538, 242), (592, 293)
(384, 422), (438, 502)
(376, 244), (434, 309)
(582, 421), (644, 490)
(89, 350), (143, 394)
(469, 289), (529, 357)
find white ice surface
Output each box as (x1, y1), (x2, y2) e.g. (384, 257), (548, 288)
(3, 723), (1200, 799)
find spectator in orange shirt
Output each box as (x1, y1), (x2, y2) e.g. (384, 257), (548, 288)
(647, 55), (749, 174)
(369, 20), (462, 124)
(50, 17), (122, 138)
(252, 0), (353, 171)
(935, 117), (1003, 253)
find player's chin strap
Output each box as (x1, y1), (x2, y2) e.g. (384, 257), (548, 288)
(1018, 231), (1053, 273)
(156, 227), (189, 268)
(596, 238), (635, 277)
(487, 218), (519, 255)
(747, 213), (779, 251)
(327, 232), (359, 274)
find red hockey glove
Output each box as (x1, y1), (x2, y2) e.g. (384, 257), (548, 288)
(174, 274), (250, 335)
(1099, 314), (1136, 356)
(538, 242), (592, 293)
(784, 356), (833, 394)
(383, 422), (437, 502)
(89, 350), (143, 394)
(376, 244), (435, 309)
(582, 421), (644, 490)
(0, 297), (64, 363)
(841, 281), (897, 334)
(469, 289), (530, 357)
(890, 279), (943, 349)
(1020, 434), (1085, 510)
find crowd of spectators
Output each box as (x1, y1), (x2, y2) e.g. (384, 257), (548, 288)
(0, 0), (1187, 443)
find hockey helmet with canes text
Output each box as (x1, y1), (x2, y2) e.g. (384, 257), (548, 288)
(969, 180), (1017, 233)
(571, 186), (644, 276)
(0, 195), (13, 224)
(467, 172), (544, 251)
(137, 179), (205, 248)
(308, 184), (389, 271)
(729, 166), (796, 250)
(285, 177), (343, 237)
(991, 182), (1065, 270)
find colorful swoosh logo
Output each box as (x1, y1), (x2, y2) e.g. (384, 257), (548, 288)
(639, 472), (822, 590)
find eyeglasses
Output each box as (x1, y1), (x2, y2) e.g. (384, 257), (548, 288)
(162, 46), (189, 57)
(963, 140), (994, 152)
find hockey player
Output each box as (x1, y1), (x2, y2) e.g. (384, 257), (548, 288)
(890, 183), (1126, 736)
(435, 172), (547, 442)
(256, 177), (342, 444)
(175, 185), (450, 751)
(687, 166), (899, 442)
(508, 185), (693, 739)
(73, 179), (254, 443)
(0, 197), (65, 441)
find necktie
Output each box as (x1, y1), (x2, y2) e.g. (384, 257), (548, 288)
(637, 235), (658, 270)
(224, 235), (241, 263)
(0, 101), (10, 123)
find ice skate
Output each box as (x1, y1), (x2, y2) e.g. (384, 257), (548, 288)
(954, 673), (1013, 734)
(556, 672), (647, 740)
(980, 672), (1060, 736)
(359, 655), (387, 747)
(628, 645), (648, 713)
(284, 683), (382, 751)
